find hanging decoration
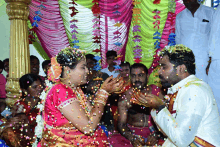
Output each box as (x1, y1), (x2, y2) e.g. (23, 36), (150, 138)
(69, 1), (79, 48)
(212, 0), (219, 8)
(132, 0), (142, 63)
(112, 3), (123, 71)
(30, 2), (45, 44)
(148, 0), (179, 75)
(150, 9), (161, 70)
(92, 0), (101, 54)
(93, 56), (102, 71)
(31, 2), (45, 28)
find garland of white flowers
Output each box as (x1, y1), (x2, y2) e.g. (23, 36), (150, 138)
(32, 80), (53, 147)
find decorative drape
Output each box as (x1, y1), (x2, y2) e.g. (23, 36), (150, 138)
(125, 0), (169, 69)
(29, 0), (70, 58)
(99, 0), (133, 68)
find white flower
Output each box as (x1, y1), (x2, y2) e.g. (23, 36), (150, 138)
(36, 115), (43, 123)
(39, 91), (46, 100)
(33, 80), (53, 147)
(37, 104), (44, 112)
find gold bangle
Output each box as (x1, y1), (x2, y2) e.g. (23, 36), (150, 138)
(94, 100), (106, 106)
(99, 89), (110, 95)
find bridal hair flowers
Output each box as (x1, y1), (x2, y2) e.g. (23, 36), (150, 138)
(47, 47), (86, 83)
(48, 56), (62, 82)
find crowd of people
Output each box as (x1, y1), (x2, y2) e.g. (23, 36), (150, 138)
(0, 0), (220, 146)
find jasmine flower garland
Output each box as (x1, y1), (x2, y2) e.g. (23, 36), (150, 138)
(32, 80), (53, 147)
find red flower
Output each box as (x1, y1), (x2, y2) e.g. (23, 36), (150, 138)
(93, 40), (101, 43)
(92, 3), (100, 14)
(92, 0), (99, 3)
(70, 11), (78, 17)
(153, 0), (161, 4)
(134, 58), (142, 63)
(93, 49), (101, 53)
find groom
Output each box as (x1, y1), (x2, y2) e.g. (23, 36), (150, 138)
(135, 44), (220, 146)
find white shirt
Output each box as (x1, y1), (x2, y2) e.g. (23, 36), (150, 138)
(101, 67), (119, 78)
(151, 75), (220, 147)
(208, 5), (220, 60)
(176, 5), (215, 59)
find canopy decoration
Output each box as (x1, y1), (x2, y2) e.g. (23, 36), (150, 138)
(1, 0), (189, 85)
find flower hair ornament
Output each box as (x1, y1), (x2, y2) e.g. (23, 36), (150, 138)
(48, 56), (62, 82)
(47, 47), (86, 82)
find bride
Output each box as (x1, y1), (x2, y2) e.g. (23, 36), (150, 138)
(35, 47), (123, 147)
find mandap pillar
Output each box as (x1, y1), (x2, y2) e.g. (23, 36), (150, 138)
(5, 0), (31, 107)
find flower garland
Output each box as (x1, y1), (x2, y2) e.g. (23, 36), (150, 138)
(30, 2), (45, 44)
(113, 3), (122, 53)
(132, 0), (142, 63)
(33, 80), (53, 147)
(92, 0), (101, 55)
(31, 2), (45, 28)
(69, 0), (79, 48)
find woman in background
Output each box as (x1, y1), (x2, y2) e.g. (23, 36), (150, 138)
(0, 74), (44, 146)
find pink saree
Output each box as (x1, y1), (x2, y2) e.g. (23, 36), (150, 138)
(38, 83), (109, 147)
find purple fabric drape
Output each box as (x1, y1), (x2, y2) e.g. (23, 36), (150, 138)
(99, 0), (133, 68)
(29, 0), (70, 58)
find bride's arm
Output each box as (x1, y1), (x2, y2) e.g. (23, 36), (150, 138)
(60, 95), (106, 135)
(60, 76), (123, 135)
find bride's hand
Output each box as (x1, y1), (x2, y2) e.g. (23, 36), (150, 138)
(101, 75), (124, 93)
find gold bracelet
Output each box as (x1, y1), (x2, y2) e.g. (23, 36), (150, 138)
(94, 100), (106, 106)
(99, 89), (110, 96)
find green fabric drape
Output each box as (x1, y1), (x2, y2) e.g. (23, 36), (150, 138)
(58, 0), (98, 53)
(125, 0), (169, 68)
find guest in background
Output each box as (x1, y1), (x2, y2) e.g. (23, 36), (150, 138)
(0, 60), (6, 99)
(3, 58), (9, 79)
(42, 60), (51, 79)
(101, 50), (119, 78)
(111, 62), (132, 132)
(109, 63), (164, 147)
(175, 0), (215, 82)
(207, 5), (220, 114)
(0, 74), (44, 146)
(30, 55), (45, 81)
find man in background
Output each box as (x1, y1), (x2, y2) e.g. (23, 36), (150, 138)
(175, 0), (215, 82)
(42, 60), (51, 79)
(101, 50), (119, 78)
(30, 55), (44, 81)
(207, 5), (220, 114)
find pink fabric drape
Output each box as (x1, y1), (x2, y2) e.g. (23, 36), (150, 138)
(29, 0), (70, 58)
(99, 0), (133, 68)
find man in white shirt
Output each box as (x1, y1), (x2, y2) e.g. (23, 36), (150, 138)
(175, 0), (215, 82)
(101, 50), (119, 78)
(135, 45), (220, 146)
(207, 5), (220, 115)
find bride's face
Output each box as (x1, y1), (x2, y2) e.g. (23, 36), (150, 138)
(68, 59), (89, 87)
